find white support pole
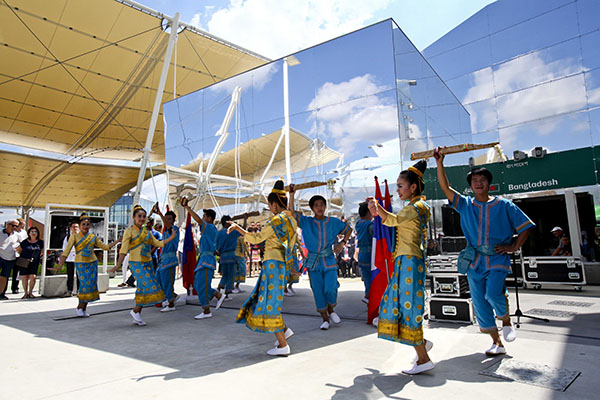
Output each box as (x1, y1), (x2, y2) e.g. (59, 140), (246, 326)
(133, 12), (180, 208)
(283, 58), (292, 184)
(564, 189), (582, 258)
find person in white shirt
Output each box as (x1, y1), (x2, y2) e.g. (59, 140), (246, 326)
(7, 219), (29, 294)
(0, 220), (20, 300)
(62, 221), (79, 296)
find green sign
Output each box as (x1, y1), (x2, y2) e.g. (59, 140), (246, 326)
(423, 146), (599, 200)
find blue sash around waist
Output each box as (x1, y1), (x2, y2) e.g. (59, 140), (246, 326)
(457, 244), (498, 274)
(304, 247), (334, 271)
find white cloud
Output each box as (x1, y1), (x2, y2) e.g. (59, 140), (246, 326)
(463, 53), (587, 135)
(208, 61), (279, 94)
(204, 0), (392, 59)
(307, 74), (398, 155)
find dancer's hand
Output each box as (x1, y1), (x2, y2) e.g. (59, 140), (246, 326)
(333, 241), (345, 256)
(366, 197), (378, 217)
(227, 223), (239, 234)
(433, 146), (445, 164)
(108, 265), (119, 274)
(180, 197), (189, 208)
(495, 244), (516, 255)
(289, 183), (296, 194)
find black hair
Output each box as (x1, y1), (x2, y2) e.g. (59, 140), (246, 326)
(132, 205), (146, 217)
(27, 226), (40, 239)
(467, 167), (493, 185)
(165, 210), (176, 221)
(221, 215), (232, 227)
(399, 160), (427, 195)
(69, 220), (79, 227)
(203, 209), (216, 222)
(267, 180), (288, 208)
(309, 195), (327, 209)
(358, 202), (369, 218)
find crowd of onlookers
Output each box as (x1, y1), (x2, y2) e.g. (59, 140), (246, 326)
(0, 218), (43, 300)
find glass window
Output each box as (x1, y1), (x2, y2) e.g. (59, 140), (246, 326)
(576, 0), (600, 35)
(487, 0), (573, 33)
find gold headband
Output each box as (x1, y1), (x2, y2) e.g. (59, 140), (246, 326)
(133, 205), (146, 213)
(271, 188), (286, 195)
(79, 212), (89, 221)
(408, 166), (424, 179)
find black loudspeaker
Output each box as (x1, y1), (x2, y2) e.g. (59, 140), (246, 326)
(441, 205), (463, 237)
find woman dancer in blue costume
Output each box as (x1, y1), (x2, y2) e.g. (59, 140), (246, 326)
(228, 180), (298, 357)
(367, 160), (434, 375)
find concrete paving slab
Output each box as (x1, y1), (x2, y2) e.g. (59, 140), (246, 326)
(1, 277), (598, 399)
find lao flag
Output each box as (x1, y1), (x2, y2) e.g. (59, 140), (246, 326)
(368, 177), (394, 324)
(181, 211), (196, 294)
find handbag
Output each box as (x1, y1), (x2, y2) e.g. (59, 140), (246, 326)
(15, 257), (30, 269)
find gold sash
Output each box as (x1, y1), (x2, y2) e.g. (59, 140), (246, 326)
(75, 233), (95, 254)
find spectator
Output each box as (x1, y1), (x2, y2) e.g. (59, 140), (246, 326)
(426, 239), (440, 256)
(15, 227), (43, 298)
(7, 219), (28, 294)
(0, 220), (20, 300)
(550, 226), (564, 255)
(553, 235), (572, 256)
(62, 221), (79, 295)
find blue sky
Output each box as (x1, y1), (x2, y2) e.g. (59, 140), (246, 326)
(139, 0), (496, 57)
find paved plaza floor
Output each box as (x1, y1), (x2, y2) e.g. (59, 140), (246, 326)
(1, 275), (598, 399)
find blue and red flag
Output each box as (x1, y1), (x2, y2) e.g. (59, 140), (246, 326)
(181, 211), (197, 295)
(368, 177), (395, 324)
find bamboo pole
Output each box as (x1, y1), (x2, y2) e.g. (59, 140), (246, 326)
(410, 142), (500, 160)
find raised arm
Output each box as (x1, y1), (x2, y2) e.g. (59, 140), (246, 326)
(181, 199), (203, 226)
(288, 184), (297, 218)
(152, 202), (167, 226)
(433, 146), (457, 203)
(366, 197), (394, 223)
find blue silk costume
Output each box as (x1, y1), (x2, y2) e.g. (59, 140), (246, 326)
(451, 193), (535, 331)
(216, 228), (241, 293)
(355, 219), (374, 296)
(155, 226), (180, 302)
(296, 214), (350, 312)
(193, 220), (218, 307)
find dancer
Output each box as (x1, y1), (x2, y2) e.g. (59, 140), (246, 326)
(152, 204), (180, 312)
(216, 215), (239, 295)
(289, 186), (352, 330)
(229, 180), (298, 356)
(367, 160), (433, 375)
(434, 147), (534, 356)
(110, 205), (176, 326)
(180, 200), (226, 320)
(233, 230), (248, 293)
(57, 212), (119, 317)
(355, 202), (374, 304)
(284, 241), (301, 297)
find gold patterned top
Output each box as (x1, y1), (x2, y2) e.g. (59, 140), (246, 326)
(63, 232), (110, 263)
(120, 226), (165, 263)
(380, 196), (430, 260)
(245, 211), (298, 262)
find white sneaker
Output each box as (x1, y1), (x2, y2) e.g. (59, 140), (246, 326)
(194, 312), (213, 320)
(224, 295), (232, 301)
(232, 288), (240, 294)
(284, 291), (293, 297)
(82, 311), (90, 318)
(219, 288), (225, 295)
(402, 360), (435, 375)
(485, 344), (506, 356)
(215, 293), (226, 310)
(329, 312), (341, 324)
(130, 310), (146, 326)
(267, 345), (290, 357)
(503, 326), (517, 342)
(274, 328), (295, 345)
(76, 309), (85, 317)
(288, 286), (296, 294)
(160, 306), (176, 312)
(372, 317), (379, 328)
(411, 340), (434, 364)
(361, 296), (369, 304)
(162, 300), (169, 307)
(320, 321), (330, 330)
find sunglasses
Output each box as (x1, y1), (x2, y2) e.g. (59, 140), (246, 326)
(10, 224), (18, 228)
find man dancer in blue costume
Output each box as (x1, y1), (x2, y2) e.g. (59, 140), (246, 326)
(355, 202), (374, 305)
(216, 215), (241, 297)
(434, 147), (535, 356)
(289, 185), (353, 330)
(181, 199), (226, 320)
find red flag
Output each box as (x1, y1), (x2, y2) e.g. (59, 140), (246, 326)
(368, 177), (394, 324)
(181, 211), (196, 295)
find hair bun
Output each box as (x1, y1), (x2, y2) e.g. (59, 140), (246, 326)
(413, 159), (427, 173)
(79, 212), (89, 221)
(273, 180), (285, 191)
